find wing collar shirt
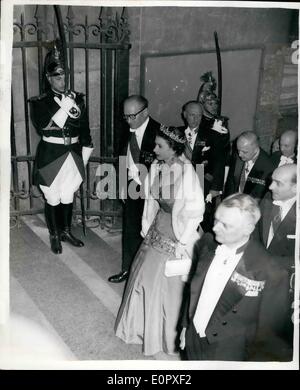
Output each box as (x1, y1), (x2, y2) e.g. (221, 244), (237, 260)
(278, 154), (295, 167)
(126, 117), (149, 184)
(185, 126), (198, 150)
(193, 240), (248, 337)
(267, 196), (296, 248)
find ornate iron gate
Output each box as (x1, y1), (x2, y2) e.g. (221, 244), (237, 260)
(11, 5), (130, 229)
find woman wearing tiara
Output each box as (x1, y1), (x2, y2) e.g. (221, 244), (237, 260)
(115, 125), (205, 356)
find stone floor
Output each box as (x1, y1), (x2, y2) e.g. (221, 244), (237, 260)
(6, 214), (182, 368)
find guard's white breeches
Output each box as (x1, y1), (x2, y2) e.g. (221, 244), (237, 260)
(40, 153), (83, 206)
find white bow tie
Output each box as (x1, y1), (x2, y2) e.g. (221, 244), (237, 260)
(215, 245), (237, 264)
(280, 155), (293, 165)
(273, 200), (283, 207)
(189, 128), (198, 135)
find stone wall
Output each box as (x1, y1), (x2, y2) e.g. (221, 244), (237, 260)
(126, 6), (297, 151)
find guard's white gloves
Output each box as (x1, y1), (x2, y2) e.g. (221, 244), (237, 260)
(211, 119), (228, 134)
(52, 95), (76, 128)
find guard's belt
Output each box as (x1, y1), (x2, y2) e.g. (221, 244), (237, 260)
(42, 136), (79, 144)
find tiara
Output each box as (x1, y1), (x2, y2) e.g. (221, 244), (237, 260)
(159, 124), (186, 144)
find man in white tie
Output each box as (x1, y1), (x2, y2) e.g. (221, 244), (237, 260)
(179, 193), (291, 361)
(258, 164), (296, 276)
(257, 164), (297, 354)
(180, 100), (229, 199)
(108, 95), (160, 283)
(180, 100), (230, 232)
(271, 130), (297, 168)
(257, 163), (297, 356)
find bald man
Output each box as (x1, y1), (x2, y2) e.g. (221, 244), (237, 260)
(180, 100), (230, 232)
(257, 163), (297, 357)
(258, 164), (297, 275)
(224, 131), (274, 201)
(180, 100), (230, 198)
(271, 130), (297, 168)
(108, 95), (160, 283)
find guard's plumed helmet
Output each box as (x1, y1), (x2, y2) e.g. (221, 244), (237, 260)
(44, 39), (65, 77)
(197, 71), (217, 104)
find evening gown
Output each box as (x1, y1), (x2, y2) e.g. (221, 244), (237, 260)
(115, 168), (185, 356)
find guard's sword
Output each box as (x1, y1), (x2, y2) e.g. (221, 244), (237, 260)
(214, 31), (222, 116)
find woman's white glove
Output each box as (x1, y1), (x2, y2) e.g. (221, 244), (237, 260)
(179, 327), (186, 350)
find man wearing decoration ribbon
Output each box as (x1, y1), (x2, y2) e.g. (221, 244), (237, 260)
(108, 95), (160, 284)
(180, 193), (291, 361)
(180, 97), (230, 232)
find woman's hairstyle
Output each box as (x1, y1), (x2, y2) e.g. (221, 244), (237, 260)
(157, 125), (186, 156)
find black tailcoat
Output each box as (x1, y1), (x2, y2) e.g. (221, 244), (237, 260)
(181, 233), (292, 361)
(271, 151), (297, 169)
(258, 191), (296, 275)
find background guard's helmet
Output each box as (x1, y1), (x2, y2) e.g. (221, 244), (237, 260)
(197, 71), (217, 104)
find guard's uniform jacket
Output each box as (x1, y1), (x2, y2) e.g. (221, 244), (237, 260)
(192, 115), (230, 195)
(29, 89), (92, 187)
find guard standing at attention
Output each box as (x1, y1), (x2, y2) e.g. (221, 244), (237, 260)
(29, 40), (94, 254)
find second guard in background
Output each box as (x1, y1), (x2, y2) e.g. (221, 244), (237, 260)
(181, 72), (230, 231)
(108, 95), (161, 283)
(257, 163), (297, 357)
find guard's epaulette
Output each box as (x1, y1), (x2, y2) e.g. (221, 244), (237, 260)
(28, 93), (47, 102)
(75, 92), (85, 98)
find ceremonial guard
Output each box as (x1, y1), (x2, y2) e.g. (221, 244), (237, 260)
(29, 41), (94, 254)
(196, 72), (230, 199)
(182, 72), (230, 231)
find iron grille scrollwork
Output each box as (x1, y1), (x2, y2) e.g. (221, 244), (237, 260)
(11, 5), (130, 230)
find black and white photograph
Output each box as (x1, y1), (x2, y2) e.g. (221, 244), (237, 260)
(0, 0), (299, 371)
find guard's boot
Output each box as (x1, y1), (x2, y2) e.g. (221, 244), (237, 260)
(44, 203), (62, 255)
(60, 203), (84, 247)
